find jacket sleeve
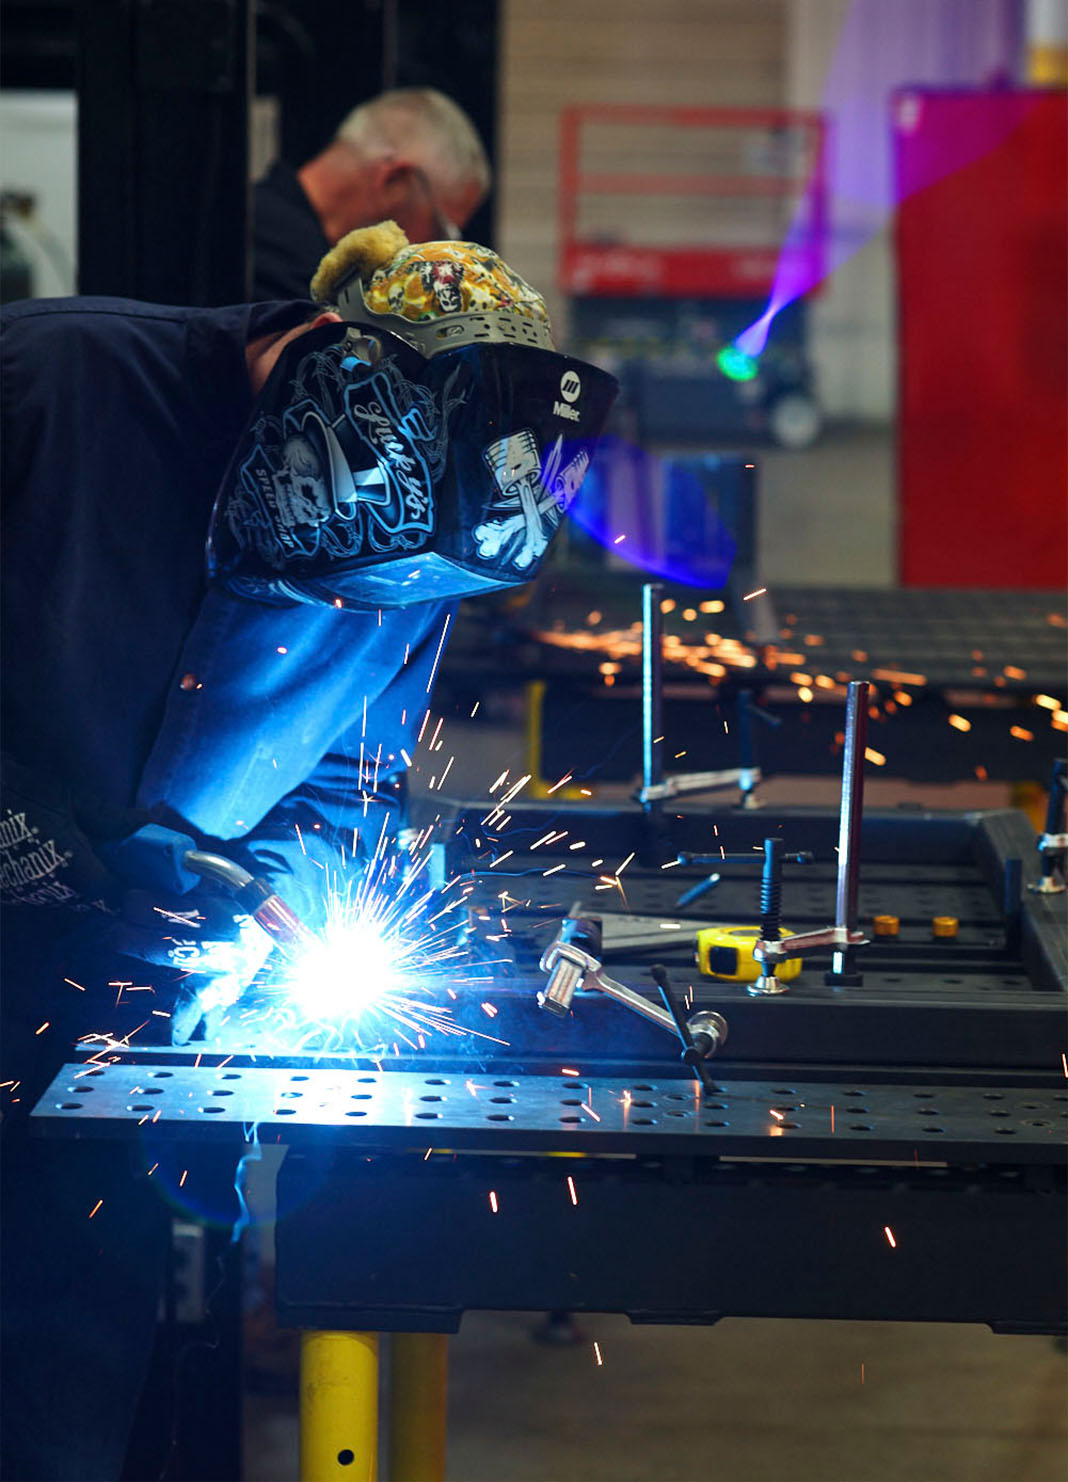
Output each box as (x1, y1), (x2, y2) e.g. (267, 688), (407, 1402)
(232, 602), (456, 929)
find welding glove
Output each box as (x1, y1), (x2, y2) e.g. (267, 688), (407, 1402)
(0, 752), (198, 912)
(118, 886), (275, 1043)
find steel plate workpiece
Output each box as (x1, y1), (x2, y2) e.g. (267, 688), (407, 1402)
(33, 1061), (1068, 1164)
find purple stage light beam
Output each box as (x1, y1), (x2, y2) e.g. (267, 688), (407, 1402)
(724, 0), (1027, 374)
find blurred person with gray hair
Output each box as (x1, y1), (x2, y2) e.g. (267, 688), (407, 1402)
(252, 86), (491, 301)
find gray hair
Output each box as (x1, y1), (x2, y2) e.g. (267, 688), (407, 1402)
(335, 88), (491, 201)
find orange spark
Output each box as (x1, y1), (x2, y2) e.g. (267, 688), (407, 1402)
(561, 1068), (580, 1076)
(1009, 726), (1034, 742)
(948, 714), (971, 732)
(864, 748), (886, 766)
(179, 1170), (188, 1188)
(567, 1175), (578, 1206)
(884, 1226), (896, 1248)
(594, 1342), (603, 1366)
(743, 587), (767, 602)
(89, 1199), (103, 1219)
(34, 1021), (49, 1036)
(488, 1190), (498, 1214)
(64, 978), (85, 991)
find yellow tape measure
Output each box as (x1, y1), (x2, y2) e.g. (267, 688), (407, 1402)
(696, 925), (803, 984)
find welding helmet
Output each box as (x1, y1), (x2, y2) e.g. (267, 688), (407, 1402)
(207, 224), (618, 607)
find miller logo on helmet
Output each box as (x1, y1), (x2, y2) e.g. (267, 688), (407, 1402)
(207, 226), (618, 608)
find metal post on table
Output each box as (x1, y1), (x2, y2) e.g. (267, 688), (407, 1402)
(825, 680), (870, 987)
(641, 581), (664, 814)
(300, 1330), (379, 1481)
(389, 1333), (449, 1482)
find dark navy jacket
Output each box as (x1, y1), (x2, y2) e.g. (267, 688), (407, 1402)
(252, 161), (330, 302)
(1, 296), (448, 919)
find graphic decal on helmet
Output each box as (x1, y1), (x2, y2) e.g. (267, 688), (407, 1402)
(227, 343), (466, 570)
(473, 432), (590, 571)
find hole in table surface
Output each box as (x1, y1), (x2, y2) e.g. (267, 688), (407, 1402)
(850, 1123), (872, 1132)
(487, 1114), (513, 1122)
(631, 1117), (656, 1125)
(420, 1095), (443, 1102)
(559, 1115), (581, 1124)
(489, 1097), (515, 1104)
(210, 1089), (234, 1097)
(279, 1091), (302, 1099)
(290, 1075), (309, 1082)
(493, 1079), (517, 1087)
(200, 1106), (226, 1114)
(273, 1108), (296, 1116)
(67, 1085), (93, 1093)
(922, 1126), (944, 1134)
(351, 1094), (372, 1101)
(219, 1072), (241, 1081)
(345, 1110), (366, 1118)
(703, 1119), (729, 1128)
(415, 1112), (440, 1120)
(56, 1102), (82, 1110)
(147, 1070), (171, 1078)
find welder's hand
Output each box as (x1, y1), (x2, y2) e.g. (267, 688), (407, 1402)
(0, 752), (138, 911)
(1, 751), (199, 912)
(118, 887), (275, 1043)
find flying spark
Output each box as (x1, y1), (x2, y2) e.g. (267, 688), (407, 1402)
(567, 1175), (578, 1206)
(489, 1190), (499, 1214)
(884, 1226), (897, 1248)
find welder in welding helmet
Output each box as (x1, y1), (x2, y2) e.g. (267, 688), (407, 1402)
(207, 222), (618, 606)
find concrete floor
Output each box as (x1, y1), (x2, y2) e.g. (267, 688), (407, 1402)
(243, 426), (1065, 1481)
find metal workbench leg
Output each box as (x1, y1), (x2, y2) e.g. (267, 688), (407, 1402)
(388, 1333), (448, 1482)
(300, 1330), (379, 1482)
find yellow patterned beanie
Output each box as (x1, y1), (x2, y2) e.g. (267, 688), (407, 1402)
(310, 220), (553, 341)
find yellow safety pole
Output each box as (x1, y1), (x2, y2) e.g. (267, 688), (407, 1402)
(300, 1330), (379, 1482)
(388, 1333), (448, 1482)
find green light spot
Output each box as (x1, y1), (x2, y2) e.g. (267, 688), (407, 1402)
(717, 345), (759, 382)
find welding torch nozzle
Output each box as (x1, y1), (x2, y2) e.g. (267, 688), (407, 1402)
(182, 850), (318, 958)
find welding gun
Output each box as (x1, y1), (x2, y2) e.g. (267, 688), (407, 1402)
(107, 823), (318, 956)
